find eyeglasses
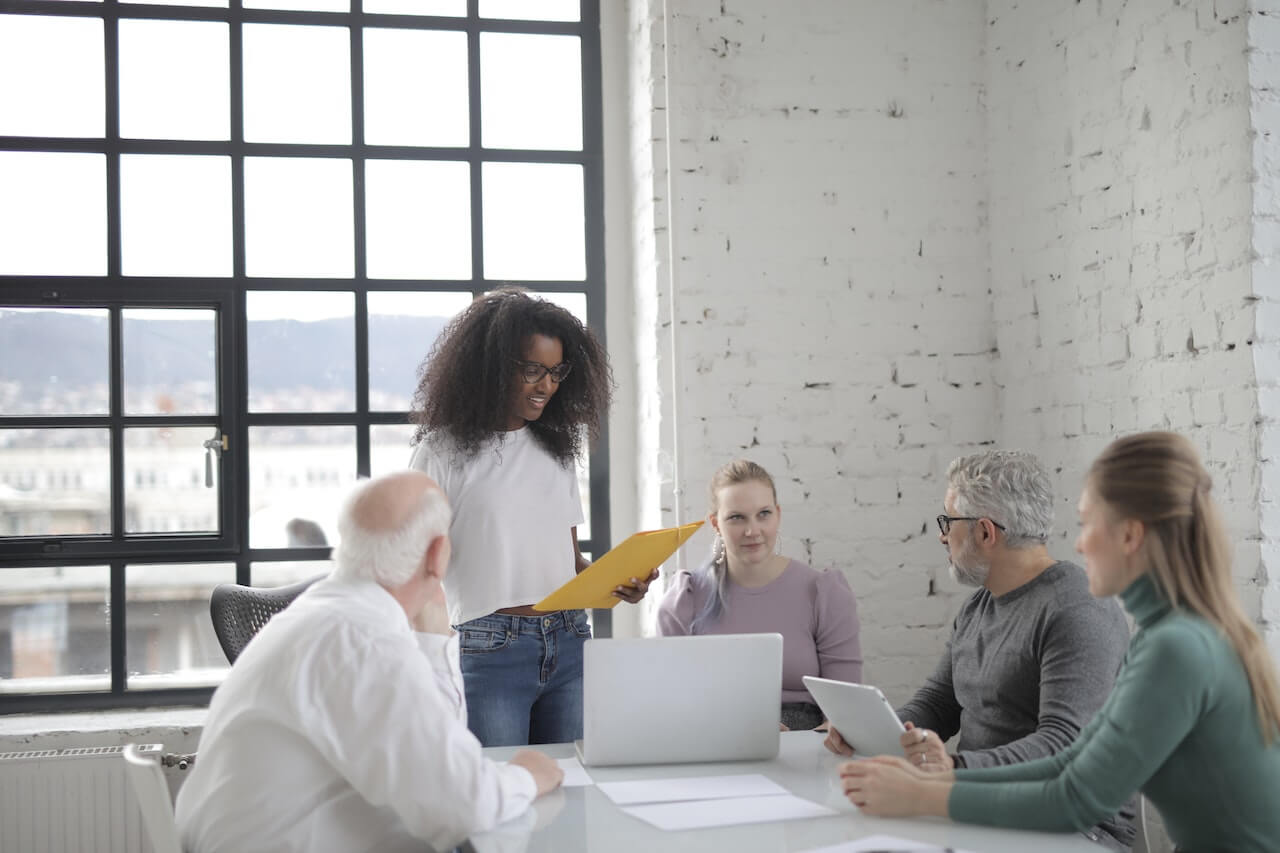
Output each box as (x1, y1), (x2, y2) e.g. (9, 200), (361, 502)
(514, 359), (572, 384)
(936, 515), (1007, 536)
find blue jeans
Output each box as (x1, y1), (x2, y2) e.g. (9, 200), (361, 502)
(456, 610), (591, 747)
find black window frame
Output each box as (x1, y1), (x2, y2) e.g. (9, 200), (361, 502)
(0, 0), (608, 714)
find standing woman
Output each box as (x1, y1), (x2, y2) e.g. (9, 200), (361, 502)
(409, 287), (655, 747)
(657, 459), (862, 731)
(840, 432), (1280, 852)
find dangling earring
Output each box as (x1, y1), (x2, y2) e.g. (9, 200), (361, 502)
(713, 533), (726, 566)
(775, 530), (783, 555)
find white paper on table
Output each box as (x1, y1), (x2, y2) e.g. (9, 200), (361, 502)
(621, 793), (837, 831)
(556, 757), (594, 787)
(800, 833), (979, 853)
(597, 773), (788, 806)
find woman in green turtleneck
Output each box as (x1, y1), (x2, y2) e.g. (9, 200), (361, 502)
(840, 431), (1280, 852)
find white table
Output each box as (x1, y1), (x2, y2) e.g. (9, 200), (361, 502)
(469, 732), (1104, 853)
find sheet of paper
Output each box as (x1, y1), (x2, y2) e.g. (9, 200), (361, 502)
(801, 834), (979, 853)
(556, 757), (594, 787)
(621, 793), (836, 831)
(596, 773), (788, 806)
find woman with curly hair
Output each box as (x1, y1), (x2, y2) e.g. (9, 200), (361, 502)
(409, 287), (656, 747)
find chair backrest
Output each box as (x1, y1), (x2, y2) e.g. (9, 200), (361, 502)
(209, 575), (322, 664)
(122, 744), (183, 853)
(1132, 794), (1151, 853)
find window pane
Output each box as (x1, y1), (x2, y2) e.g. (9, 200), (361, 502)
(365, 161), (471, 279)
(0, 152), (106, 276)
(482, 162), (585, 280)
(539, 291), (587, 324)
(0, 15), (103, 137)
(119, 19), (230, 140)
(361, 0), (463, 15)
(247, 292), (355, 412)
(243, 24), (351, 144)
(252, 560), (331, 587)
(0, 308), (109, 416)
(245, 157), (354, 277)
(123, 309), (218, 416)
(368, 290), (472, 411)
(480, 0), (578, 21)
(125, 427), (221, 534)
(128, 0), (227, 7)
(249, 426), (356, 548)
(481, 33), (581, 151)
(126, 563), (232, 689)
(121, 155), (232, 277)
(363, 29), (468, 148)
(246, 0), (347, 10)
(0, 567), (110, 694)
(0, 429), (111, 537)
(371, 423), (418, 477)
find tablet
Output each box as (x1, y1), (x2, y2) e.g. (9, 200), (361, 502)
(802, 676), (906, 757)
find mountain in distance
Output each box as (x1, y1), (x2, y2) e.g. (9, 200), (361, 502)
(0, 310), (450, 404)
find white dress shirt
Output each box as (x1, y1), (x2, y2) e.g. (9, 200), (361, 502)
(175, 576), (537, 853)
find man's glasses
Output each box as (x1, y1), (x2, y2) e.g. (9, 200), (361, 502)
(514, 360), (573, 384)
(936, 515), (1007, 536)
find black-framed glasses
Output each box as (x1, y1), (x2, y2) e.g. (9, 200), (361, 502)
(514, 359), (573, 384)
(936, 515), (1007, 536)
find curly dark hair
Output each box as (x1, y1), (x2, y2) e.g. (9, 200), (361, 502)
(410, 287), (613, 464)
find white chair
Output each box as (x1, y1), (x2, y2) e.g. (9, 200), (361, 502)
(122, 744), (183, 853)
(1132, 794), (1151, 853)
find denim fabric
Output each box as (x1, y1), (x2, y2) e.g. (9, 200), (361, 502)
(456, 609), (591, 747)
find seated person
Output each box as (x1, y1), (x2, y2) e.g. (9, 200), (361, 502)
(824, 449), (1134, 850)
(840, 432), (1280, 853)
(657, 459), (861, 731)
(175, 471), (562, 853)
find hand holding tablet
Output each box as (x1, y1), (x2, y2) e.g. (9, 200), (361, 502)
(802, 676), (905, 758)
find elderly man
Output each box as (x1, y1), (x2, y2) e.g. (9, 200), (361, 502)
(176, 471), (562, 853)
(826, 450), (1135, 850)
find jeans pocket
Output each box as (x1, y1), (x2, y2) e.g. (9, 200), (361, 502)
(568, 611), (592, 639)
(459, 626), (511, 654)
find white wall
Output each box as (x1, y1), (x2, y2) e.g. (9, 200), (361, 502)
(622, 0), (994, 700)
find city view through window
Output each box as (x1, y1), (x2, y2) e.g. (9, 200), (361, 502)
(0, 0), (604, 710)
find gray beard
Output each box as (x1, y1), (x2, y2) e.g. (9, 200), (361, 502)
(949, 558), (990, 588)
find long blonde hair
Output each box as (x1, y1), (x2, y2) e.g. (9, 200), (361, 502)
(692, 459), (778, 630)
(1088, 431), (1280, 743)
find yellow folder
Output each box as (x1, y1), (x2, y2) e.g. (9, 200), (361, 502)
(534, 520), (705, 611)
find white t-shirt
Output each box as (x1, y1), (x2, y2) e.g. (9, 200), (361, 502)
(174, 577), (537, 853)
(408, 427), (585, 624)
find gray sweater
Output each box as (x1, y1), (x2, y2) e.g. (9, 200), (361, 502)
(897, 560), (1135, 846)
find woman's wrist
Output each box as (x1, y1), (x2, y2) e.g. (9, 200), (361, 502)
(923, 778), (953, 817)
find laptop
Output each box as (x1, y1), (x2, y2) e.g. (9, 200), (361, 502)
(575, 633), (783, 767)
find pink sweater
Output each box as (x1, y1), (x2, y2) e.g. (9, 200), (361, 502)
(656, 560), (862, 704)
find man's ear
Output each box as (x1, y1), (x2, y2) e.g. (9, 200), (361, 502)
(424, 534), (450, 581)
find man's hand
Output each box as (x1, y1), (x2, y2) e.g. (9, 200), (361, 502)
(509, 750), (564, 796)
(412, 587), (453, 636)
(823, 726), (855, 757)
(900, 721), (953, 772)
(611, 568), (660, 604)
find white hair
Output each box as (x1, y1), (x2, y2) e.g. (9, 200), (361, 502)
(332, 478), (452, 587)
(947, 449), (1054, 548)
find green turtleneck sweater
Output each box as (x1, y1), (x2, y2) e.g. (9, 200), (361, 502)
(948, 574), (1280, 852)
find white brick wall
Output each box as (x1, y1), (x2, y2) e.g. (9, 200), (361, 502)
(612, 7), (1277, 848)
(623, 0), (994, 702)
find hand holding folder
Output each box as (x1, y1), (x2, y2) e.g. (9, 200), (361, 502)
(534, 520), (705, 611)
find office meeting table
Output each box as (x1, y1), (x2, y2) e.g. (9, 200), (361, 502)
(468, 731), (1107, 853)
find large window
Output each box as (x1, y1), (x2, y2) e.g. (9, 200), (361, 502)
(0, 0), (606, 712)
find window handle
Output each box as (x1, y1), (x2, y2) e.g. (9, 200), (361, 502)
(203, 432), (228, 488)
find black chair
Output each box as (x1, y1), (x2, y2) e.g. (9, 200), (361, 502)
(209, 576), (323, 664)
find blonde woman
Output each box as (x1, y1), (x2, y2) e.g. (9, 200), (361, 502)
(840, 432), (1280, 852)
(657, 459), (862, 731)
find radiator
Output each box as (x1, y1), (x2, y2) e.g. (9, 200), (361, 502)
(0, 743), (163, 853)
